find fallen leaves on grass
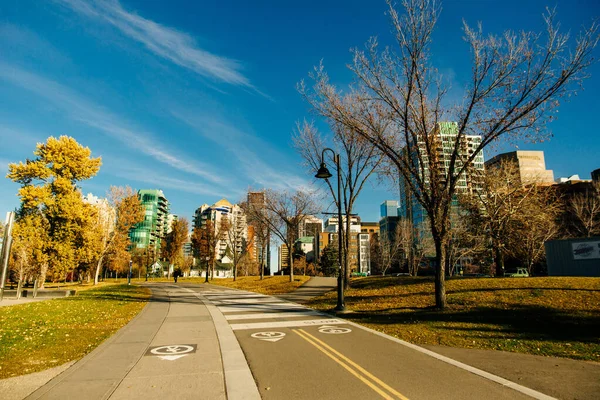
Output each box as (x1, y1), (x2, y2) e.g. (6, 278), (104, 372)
(0, 285), (150, 379)
(207, 276), (311, 295)
(307, 276), (600, 361)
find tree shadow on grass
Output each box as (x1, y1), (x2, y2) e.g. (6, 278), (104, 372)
(447, 287), (600, 295)
(347, 305), (600, 343)
(350, 277), (432, 290)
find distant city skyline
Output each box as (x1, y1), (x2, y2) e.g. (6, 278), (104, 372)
(1, 0), (599, 224)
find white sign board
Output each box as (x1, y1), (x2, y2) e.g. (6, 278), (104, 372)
(571, 241), (600, 260)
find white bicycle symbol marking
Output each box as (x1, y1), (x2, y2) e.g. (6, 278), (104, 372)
(318, 326), (352, 334)
(251, 331), (286, 342)
(150, 345), (195, 355)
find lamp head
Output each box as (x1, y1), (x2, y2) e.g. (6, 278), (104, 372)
(315, 162), (333, 179)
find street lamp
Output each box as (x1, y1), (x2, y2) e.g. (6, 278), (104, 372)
(315, 148), (345, 312)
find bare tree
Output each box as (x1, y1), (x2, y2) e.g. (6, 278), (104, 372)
(460, 160), (539, 275)
(446, 209), (487, 276)
(374, 223), (403, 276)
(511, 188), (562, 274)
(569, 182), (600, 237)
(294, 120), (382, 287)
(300, 0), (598, 307)
(243, 193), (271, 280)
(245, 189), (319, 282)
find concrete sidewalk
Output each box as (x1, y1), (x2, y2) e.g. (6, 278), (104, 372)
(276, 276), (337, 303)
(24, 284), (258, 400)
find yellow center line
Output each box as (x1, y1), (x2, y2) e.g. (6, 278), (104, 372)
(292, 329), (408, 400)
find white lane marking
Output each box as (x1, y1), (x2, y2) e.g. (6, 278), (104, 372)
(225, 311), (322, 320)
(342, 320), (558, 400)
(205, 294), (268, 298)
(213, 298), (282, 304)
(318, 325), (352, 334)
(218, 304), (305, 313)
(251, 331), (286, 342)
(230, 319), (346, 331)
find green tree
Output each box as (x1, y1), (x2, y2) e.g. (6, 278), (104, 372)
(7, 136), (102, 282)
(320, 244), (339, 277)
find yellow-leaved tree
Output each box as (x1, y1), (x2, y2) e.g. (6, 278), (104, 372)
(7, 136), (101, 284)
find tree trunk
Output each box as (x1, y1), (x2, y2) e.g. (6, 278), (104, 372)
(94, 255), (104, 285)
(289, 243), (294, 282)
(433, 234), (447, 309)
(233, 258), (237, 281)
(260, 246), (264, 280)
(39, 263), (48, 289)
(492, 240), (505, 277)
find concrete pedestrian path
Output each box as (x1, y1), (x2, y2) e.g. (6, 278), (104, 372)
(25, 284), (258, 400)
(275, 276), (337, 304)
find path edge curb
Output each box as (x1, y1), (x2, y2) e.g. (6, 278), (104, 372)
(183, 287), (261, 400)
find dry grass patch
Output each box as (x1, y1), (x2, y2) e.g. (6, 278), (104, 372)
(207, 276), (311, 295)
(0, 284), (150, 378)
(307, 276), (600, 361)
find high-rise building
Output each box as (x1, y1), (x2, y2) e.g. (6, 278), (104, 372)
(323, 216), (361, 233)
(399, 122), (485, 226)
(246, 191), (271, 274)
(193, 199), (247, 264)
(129, 189), (169, 252)
(166, 214), (178, 234)
(278, 244), (289, 272)
(357, 233), (371, 274)
(380, 201), (399, 218)
(485, 150), (554, 184)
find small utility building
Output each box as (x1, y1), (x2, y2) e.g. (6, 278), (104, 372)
(545, 237), (600, 277)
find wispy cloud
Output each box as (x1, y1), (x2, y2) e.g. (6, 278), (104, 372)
(54, 0), (253, 88)
(171, 110), (311, 191)
(0, 62), (225, 184)
(113, 165), (241, 199)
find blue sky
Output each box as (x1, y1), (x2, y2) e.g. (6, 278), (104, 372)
(1, 0), (599, 226)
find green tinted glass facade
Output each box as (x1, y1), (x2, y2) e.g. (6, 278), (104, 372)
(129, 189), (169, 252)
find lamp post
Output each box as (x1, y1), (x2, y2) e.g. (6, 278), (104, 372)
(315, 148), (345, 312)
(128, 260), (132, 285)
(205, 256), (210, 283)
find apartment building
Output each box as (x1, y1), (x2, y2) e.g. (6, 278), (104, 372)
(129, 189), (169, 252)
(193, 198), (247, 264)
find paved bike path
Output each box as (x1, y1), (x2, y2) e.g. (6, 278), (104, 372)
(197, 285), (551, 400)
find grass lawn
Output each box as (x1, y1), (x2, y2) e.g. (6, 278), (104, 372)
(306, 276), (600, 361)
(207, 275), (311, 295)
(0, 284), (150, 379)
